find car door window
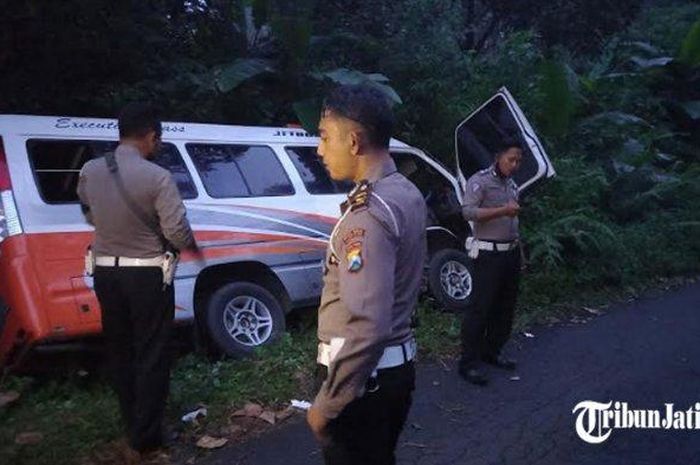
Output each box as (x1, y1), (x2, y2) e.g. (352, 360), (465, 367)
(455, 88), (554, 191)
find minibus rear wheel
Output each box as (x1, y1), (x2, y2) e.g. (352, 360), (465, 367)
(205, 282), (286, 358)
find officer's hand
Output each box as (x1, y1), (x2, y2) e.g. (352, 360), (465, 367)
(307, 405), (331, 445)
(502, 201), (520, 218)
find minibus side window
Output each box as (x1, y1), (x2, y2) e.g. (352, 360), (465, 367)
(285, 146), (352, 194)
(27, 140), (197, 203)
(27, 140), (116, 203)
(187, 144), (295, 198)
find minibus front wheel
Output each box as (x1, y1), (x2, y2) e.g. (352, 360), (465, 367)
(428, 248), (472, 312)
(205, 282), (286, 357)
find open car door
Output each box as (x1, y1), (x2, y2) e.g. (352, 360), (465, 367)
(454, 87), (555, 195)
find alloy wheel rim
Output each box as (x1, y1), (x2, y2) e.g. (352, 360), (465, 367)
(439, 260), (472, 300)
(222, 296), (274, 346)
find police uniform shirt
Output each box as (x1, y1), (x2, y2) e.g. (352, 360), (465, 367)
(461, 165), (519, 241)
(77, 143), (195, 257)
(314, 158), (427, 420)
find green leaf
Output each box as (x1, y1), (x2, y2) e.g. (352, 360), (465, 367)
(678, 20), (700, 67)
(629, 56), (673, 69)
(627, 41), (662, 56)
(621, 138), (645, 158)
(365, 73), (391, 83)
(369, 82), (403, 105)
(322, 68), (368, 86)
(320, 69), (402, 105)
(292, 97), (322, 133)
(680, 101), (700, 120)
(216, 59), (275, 93)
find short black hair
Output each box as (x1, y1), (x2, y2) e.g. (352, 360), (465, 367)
(322, 84), (395, 149)
(495, 137), (524, 156)
(118, 102), (162, 139)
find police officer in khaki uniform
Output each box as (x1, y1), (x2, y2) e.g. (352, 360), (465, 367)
(77, 103), (201, 454)
(458, 139), (523, 386)
(306, 85), (427, 465)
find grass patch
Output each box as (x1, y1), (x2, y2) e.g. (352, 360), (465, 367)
(169, 330), (318, 424)
(0, 375), (120, 465)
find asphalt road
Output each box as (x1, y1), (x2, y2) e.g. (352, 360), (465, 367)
(197, 282), (700, 465)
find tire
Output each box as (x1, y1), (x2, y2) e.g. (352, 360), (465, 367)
(428, 248), (472, 312)
(205, 282), (286, 357)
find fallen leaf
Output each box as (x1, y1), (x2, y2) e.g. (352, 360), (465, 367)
(15, 432), (43, 445)
(0, 391), (20, 408)
(275, 407), (295, 422)
(244, 403), (263, 417)
(196, 435), (228, 449)
(231, 409), (247, 417)
(259, 410), (276, 425)
(221, 424), (244, 436)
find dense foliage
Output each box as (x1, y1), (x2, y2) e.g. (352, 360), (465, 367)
(3, 0), (697, 303)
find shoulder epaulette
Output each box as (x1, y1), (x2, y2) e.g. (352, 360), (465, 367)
(348, 180), (372, 212)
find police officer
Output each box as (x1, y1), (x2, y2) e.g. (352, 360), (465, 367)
(77, 103), (201, 454)
(458, 139), (523, 386)
(306, 85), (427, 465)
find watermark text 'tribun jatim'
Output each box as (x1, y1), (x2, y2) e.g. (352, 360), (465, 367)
(573, 401), (700, 444)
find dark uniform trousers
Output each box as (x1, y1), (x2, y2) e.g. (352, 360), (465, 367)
(317, 362), (415, 465)
(94, 265), (174, 451)
(460, 247), (521, 369)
